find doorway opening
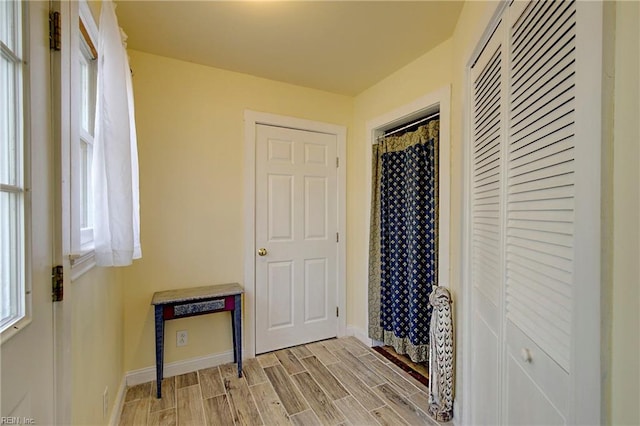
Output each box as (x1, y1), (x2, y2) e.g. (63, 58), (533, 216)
(364, 86), (451, 374)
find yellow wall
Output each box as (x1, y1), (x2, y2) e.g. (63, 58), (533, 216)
(71, 267), (124, 425)
(121, 50), (353, 372)
(610, 1), (640, 424)
(116, 1), (639, 423)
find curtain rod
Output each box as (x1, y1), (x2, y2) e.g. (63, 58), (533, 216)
(377, 111), (440, 140)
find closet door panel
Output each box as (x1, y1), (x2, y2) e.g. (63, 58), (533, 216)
(506, 0), (576, 374)
(469, 18), (505, 426)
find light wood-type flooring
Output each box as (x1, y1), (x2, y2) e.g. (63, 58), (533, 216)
(119, 336), (447, 426)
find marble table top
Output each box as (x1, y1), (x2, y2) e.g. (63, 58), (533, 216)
(151, 283), (243, 305)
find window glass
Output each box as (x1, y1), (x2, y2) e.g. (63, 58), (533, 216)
(0, 0), (24, 333)
(78, 30), (96, 242)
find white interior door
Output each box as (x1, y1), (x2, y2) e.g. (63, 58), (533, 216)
(255, 124), (338, 354)
(1, 1), (55, 422)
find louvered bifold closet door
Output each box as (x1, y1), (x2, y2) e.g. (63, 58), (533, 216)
(504, 1), (576, 424)
(469, 20), (505, 426)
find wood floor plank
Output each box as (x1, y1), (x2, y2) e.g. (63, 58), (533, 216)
(125, 382), (152, 402)
(289, 345), (313, 360)
(319, 338), (346, 353)
(373, 383), (432, 425)
(223, 372), (263, 425)
(150, 376), (176, 413)
(199, 367), (226, 399)
(382, 356), (430, 390)
(263, 364), (309, 415)
(408, 393), (451, 426)
(176, 372), (199, 388)
(218, 363), (240, 381)
(147, 408), (176, 426)
(371, 405), (410, 426)
(333, 348), (386, 387)
(274, 349), (306, 375)
(300, 356), (349, 401)
(408, 391), (444, 425)
(366, 348), (392, 363)
(290, 410), (322, 426)
(326, 362), (385, 411)
(176, 385), (205, 426)
(307, 342), (339, 365)
(341, 337), (371, 357)
(257, 353), (280, 368)
(249, 382), (290, 426)
(334, 396), (379, 426)
(290, 372), (345, 425)
(243, 357), (268, 386)
(120, 399), (149, 425)
(359, 354), (422, 396)
(203, 394), (234, 426)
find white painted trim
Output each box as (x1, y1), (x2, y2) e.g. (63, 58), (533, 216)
(363, 86), (452, 337)
(243, 110), (347, 357)
(571, 2), (603, 423)
(108, 376), (127, 426)
(52, 0), (75, 424)
(78, 0), (98, 45)
(125, 350), (234, 387)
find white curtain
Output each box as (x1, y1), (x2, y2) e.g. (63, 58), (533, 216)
(93, 0), (141, 266)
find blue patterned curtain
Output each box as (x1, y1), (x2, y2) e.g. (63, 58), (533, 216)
(368, 120), (439, 362)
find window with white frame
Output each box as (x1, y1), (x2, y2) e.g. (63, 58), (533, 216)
(70, 4), (98, 271)
(0, 0), (26, 333)
(78, 19), (97, 249)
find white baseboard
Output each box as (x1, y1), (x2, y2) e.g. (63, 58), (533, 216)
(345, 325), (376, 347)
(125, 350), (234, 387)
(108, 376), (126, 426)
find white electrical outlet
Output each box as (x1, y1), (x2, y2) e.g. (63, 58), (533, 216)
(177, 330), (188, 347)
(103, 387), (109, 419)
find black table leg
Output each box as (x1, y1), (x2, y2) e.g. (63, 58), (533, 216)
(154, 305), (164, 398)
(234, 294), (242, 378)
(230, 310), (237, 363)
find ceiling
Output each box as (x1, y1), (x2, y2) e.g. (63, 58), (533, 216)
(115, 1), (464, 96)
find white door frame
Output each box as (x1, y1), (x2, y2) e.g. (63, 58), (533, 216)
(363, 86), (451, 345)
(243, 110), (347, 358)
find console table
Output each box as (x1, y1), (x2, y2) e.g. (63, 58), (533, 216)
(151, 283), (243, 398)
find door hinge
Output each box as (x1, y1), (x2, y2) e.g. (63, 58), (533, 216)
(52, 265), (64, 302)
(49, 11), (61, 51)
(336, 306), (339, 317)
(336, 232), (339, 243)
(336, 157), (339, 168)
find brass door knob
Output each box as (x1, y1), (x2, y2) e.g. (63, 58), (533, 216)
(258, 248), (268, 256)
